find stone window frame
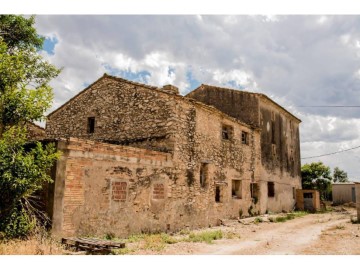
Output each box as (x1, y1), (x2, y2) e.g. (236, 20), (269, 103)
(267, 181), (275, 198)
(231, 179), (242, 199)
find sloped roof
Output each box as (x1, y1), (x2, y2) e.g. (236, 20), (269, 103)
(47, 73), (161, 118)
(47, 74), (259, 131)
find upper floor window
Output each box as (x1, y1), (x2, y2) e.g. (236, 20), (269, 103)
(87, 117), (95, 134)
(222, 125), (233, 140)
(241, 131), (249, 145)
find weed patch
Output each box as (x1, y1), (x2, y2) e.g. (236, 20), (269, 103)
(187, 230), (223, 244)
(269, 211), (308, 223)
(254, 217), (263, 224)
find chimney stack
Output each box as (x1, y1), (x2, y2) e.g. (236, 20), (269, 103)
(162, 84), (179, 95)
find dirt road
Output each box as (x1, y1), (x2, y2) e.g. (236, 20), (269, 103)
(141, 207), (360, 255)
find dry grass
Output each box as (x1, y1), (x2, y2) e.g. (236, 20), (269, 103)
(0, 236), (64, 255)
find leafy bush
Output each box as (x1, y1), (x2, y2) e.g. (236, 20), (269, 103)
(0, 205), (35, 239)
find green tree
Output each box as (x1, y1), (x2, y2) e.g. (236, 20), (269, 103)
(0, 15), (60, 238)
(333, 167), (348, 183)
(301, 162), (332, 200)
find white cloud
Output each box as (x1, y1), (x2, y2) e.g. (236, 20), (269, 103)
(34, 15), (360, 179)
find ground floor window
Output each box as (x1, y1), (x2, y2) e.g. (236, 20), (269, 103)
(268, 182), (275, 197)
(215, 185), (221, 202)
(232, 180), (242, 199)
(250, 183), (259, 203)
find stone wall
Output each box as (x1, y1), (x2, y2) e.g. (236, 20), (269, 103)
(46, 74), (177, 153)
(52, 135), (260, 238)
(258, 97), (302, 212)
(186, 85), (260, 127)
(26, 122), (46, 141)
(46, 74), (302, 236)
(186, 85), (302, 213)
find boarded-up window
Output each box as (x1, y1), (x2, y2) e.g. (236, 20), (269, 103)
(232, 180), (242, 199)
(153, 183), (165, 199)
(87, 117), (95, 134)
(112, 181), (127, 202)
(268, 182), (275, 197)
(200, 163), (208, 188)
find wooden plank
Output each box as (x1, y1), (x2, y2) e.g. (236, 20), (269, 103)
(61, 237), (125, 252)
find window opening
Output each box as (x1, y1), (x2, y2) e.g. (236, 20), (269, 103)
(241, 131), (249, 145)
(215, 186), (221, 202)
(250, 183), (259, 202)
(88, 117), (95, 134)
(268, 182), (275, 197)
(222, 125), (233, 140)
(232, 180), (242, 199)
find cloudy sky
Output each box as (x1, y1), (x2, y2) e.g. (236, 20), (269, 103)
(33, 15), (360, 180)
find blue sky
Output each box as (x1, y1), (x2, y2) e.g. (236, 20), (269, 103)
(34, 15), (360, 180)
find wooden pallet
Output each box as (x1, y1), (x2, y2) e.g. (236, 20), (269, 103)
(61, 237), (125, 253)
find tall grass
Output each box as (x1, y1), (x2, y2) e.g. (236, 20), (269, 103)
(0, 236), (64, 255)
(187, 230), (223, 244)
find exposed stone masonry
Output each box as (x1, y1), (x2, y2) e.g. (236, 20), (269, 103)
(46, 74), (301, 237)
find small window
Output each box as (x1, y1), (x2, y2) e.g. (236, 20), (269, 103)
(232, 180), (242, 199)
(293, 187), (296, 199)
(250, 183), (259, 200)
(241, 131), (249, 145)
(222, 125), (233, 140)
(87, 117), (95, 134)
(200, 163), (208, 188)
(215, 185), (221, 202)
(304, 192), (313, 199)
(268, 182), (275, 197)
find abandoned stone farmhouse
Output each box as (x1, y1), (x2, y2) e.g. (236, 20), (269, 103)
(39, 73), (301, 237)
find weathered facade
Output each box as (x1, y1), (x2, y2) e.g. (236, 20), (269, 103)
(45, 74), (300, 237)
(332, 183), (356, 205)
(186, 85), (302, 213)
